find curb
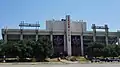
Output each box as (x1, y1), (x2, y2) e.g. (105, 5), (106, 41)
(0, 62), (69, 65)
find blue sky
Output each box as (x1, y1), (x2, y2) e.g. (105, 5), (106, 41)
(0, 0), (120, 39)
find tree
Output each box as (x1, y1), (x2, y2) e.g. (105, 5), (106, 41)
(102, 45), (118, 57)
(114, 45), (120, 56)
(0, 39), (4, 45)
(34, 36), (53, 61)
(17, 40), (35, 58)
(102, 45), (111, 57)
(1, 41), (21, 57)
(87, 42), (105, 57)
(0, 39), (4, 57)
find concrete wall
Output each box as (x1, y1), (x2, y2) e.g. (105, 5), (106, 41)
(46, 20), (65, 31)
(71, 21), (86, 32)
(46, 20), (86, 32)
(2, 29), (119, 37)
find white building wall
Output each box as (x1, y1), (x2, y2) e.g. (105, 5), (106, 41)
(46, 20), (53, 31)
(71, 21), (86, 32)
(46, 20), (86, 32)
(82, 22), (87, 32)
(52, 21), (65, 31)
(46, 20), (65, 31)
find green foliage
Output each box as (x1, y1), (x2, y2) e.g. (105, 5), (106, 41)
(17, 40), (33, 58)
(1, 41), (21, 57)
(87, 42), (120, 57)
(102, 45), (118, 57)
(0, 39), (4, 45)
(34, 36), (53, 61)
(0, 36), (53, 61)
(0, 40), (4, 56)
(87, 42), (105, 57)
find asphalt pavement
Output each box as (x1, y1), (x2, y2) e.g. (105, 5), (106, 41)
(0, 63), (120, 67)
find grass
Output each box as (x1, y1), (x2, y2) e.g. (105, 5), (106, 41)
(65, 56), (89, 62)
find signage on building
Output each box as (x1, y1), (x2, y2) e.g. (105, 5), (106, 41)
(68, 18), (70, 28)
(66, 15), (71, 56)
(19, 22), (40, 27)
(67, 15), (71, 42)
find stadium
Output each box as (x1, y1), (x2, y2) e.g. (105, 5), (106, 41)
(1, 15), (120, 56)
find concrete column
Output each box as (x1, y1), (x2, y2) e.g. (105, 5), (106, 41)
(92, 24), (96, 42)
(4, 29), (7, 43)
(4, 34), (7, 43)
(50, 21), (53, 44)
(64, 34), (67, 52)
(36, 35), (38, 41)
(105, 25), (109, 45)
(117, 36), (120, 45)
(117, 31), (120, 45)
(118, 38), (120, 45)
(105, 36), (108, 45)
(67, 36), (71, 56)
(50, 33), (53, 43)
(20, 29), (23, 40)
(66, 15), (71, 56)
(80, 35), (84, 56)
(36, 30), (38, 41)
(93, 29), (96, 42)
(20, 35), (23, 40)
(105, 30), (108, 45)
(50, 34), (54, 53)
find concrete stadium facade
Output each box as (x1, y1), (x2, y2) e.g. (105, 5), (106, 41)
(1, 15), (120, 56)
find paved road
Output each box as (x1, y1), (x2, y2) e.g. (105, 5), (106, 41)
(0, 64), (120, 67)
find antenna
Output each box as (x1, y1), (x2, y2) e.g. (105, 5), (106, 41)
(19, 21), (24, 29)
(36, 21), (40, 29)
